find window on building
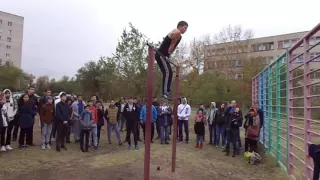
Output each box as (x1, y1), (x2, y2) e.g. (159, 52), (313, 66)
(310, 69), (320, 79)
(229, 60), (243, 67)
(6, 45), (11, 50)
(263, 56), (273, 65)
(311, 85), (320, 94)
(291, 38), (298, 45)
(7, 37), (11, 42)
(293, 54), (303, 63)
(251, 42), (274, 52)
(283, 40), (290, 48)
(8, 22), (12, 26)
(234, 73), (243, 80)
(8, 30), (12, 35)
(6, 53), (10, 58)
(278, 41), (283, 49)
(310, 52), (320, 62)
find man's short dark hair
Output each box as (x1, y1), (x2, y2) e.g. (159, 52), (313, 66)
(177, 21), (188, 28)
(44, 89), (51, 92)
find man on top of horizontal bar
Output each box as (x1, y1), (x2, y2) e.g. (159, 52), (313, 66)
(155, 21), (188, 101)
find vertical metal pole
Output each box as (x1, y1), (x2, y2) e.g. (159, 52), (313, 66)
(144, 47), (154, 180)
(288, 51), (294, 175)
(276, 59), (281, 163)
(263, 71), (267, 148)
(303, 38), (311, 180)
(268, 66), (273, 153)
(171, 66), (179, 172)
(285, 50), (292, 175)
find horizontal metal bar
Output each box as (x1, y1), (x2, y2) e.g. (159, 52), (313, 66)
(289, 96), (304, 100)
(289, 73), (304, 81)
(289, 116), (304, 120)
(289, 107), (304, 109)
(307, 80), (320, 87)
(146, 42), (178, 67)
(289, 52), (304, 63)
(307, 106), (320, 109)
(308, 130), (320, 136)
(291, 142), (305, 153)
(290, 133), (304, 141)
(308, 119), (320, 123)
(290, 152), (306, 165)
(290, 125), (304, 131)
(289, 63), (304, 72)
(289, 23), (320, 52)
(307, 68), (320, 76)
(307, 41), (320, 52)
(306, 54), (320, 63)
(289, 85), (303, 90)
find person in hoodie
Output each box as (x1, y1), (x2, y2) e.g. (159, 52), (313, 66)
(38, 89), (52, 118)
(140, 100), (158, 143)
(177, 97), (191, 144)
(80, 105), (93, 152)
(39, 96), (54, 150)
(104, 100), (122, 145)
(55, 93), (70, 152)
(88, 100), (98, 149)
(123, 97), (140, 150)
(18, 94), (37, 149)
(207, 102), (217, 146)
(224, 107), (243, 157)
(1, 89), (18, 151)
(71, 95), (85, 143)
(157, 100), (172, 144)
(244, 107), (260, 153)
(0, 93), (4, 135)
(0, 93), (9, 152)
(96, 101), (104, 145)
(215, 104), (227, 148)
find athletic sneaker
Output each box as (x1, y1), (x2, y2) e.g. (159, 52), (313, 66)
(0, 146), (6, 152)
(162, 92), (173, 101)
(128, 145), (131, 150)
(5, 145), (13, 151)
(135, 145), (139, 150)
(46, 144), (51, 149)
(41, 144), (46, 150)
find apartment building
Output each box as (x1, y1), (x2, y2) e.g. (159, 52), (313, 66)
(0, 11), (24, 68)
(204, 31), (320, 80)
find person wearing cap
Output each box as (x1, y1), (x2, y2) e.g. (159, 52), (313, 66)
(55, 93), (70, 152)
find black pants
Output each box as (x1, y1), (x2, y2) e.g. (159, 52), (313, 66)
(80, 129), (90, 151)
(156, 119), (160, 137)
(208, 125), (213, 143)
(56, 122), (68, 150)
(141, 122), (155, 141)
(12, 122), (19, 140)
(5, 120), (15, 145)
(19, 127), (32, 145)
(245, 138), (258, 152)
(51, 124), (57, 138)
(137, 122), (141, 141)
(66, 125), (71, 142)
(97, 125), (102, 144)
(126, 122), (138, 146)
(26, 123), (34, 145)
(155, 53), (172, 95)
(225, 129), (239, 153)
(0, 127), (7, 146)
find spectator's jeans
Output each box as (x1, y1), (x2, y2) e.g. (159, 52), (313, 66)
(210, 124), (217, 145)
(196, 135), (204, 144)
(107, 124), (121, 143)
(91, 126), (98, 147)
(41, 123), (53, 144)
(225, 128), (239, 154)
(119, 114), (126, 131)
(178, 120), (189, 141)
(216, 124), (226, 146)
(160, 126), (169, 143)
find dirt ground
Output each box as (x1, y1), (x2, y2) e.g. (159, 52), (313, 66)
(0, 122), (288, 180)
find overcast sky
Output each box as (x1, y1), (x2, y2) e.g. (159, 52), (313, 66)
(1, 0), (320, 79)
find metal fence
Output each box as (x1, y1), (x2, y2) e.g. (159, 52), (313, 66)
(252, 23), (320, 180)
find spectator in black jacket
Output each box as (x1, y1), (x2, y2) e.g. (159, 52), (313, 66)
(215, 104), (227, 148)
(96, 101), (104, 145)
(55, 93), (70, 152)
(123, 97), (140, 150)
(17, 86), (39, 146)
(224, 107), (243, 157)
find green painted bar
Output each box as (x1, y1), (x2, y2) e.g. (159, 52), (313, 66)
(268, 66), (273, 152)
(276, 58), (281, 163)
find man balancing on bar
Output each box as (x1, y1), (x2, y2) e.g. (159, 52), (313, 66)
(155, 20), (188, 101)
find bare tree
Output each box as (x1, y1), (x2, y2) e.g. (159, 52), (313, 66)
(212, 25), (254, 77)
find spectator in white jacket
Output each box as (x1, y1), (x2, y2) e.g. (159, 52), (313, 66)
(177, 97), (191, 144)
(1, 89), (17, 151)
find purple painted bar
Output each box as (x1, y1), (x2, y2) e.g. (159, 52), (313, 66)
(288, 51), (294, 175)
(303, 37), (311, 180)
(289, 23), (320, 53)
